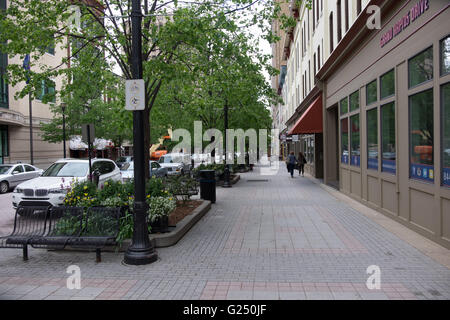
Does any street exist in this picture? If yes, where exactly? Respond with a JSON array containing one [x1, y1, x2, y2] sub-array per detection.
[[0, 164, 449, 300]]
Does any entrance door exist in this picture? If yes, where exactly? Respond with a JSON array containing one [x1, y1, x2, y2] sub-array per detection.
[[326, 105, 340, 189]]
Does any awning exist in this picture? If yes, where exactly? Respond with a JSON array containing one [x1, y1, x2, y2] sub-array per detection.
[[288, 95, 323, 135]]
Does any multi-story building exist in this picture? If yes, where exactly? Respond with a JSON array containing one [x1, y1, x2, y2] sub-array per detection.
[[0, 0, 67, 169], [272, 0, 450, 249], [272, 0, 369, 172]]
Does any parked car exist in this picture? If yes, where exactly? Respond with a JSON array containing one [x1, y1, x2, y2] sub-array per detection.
[[158, 153, 191, 175], [12, 158, 121, 208], [115, 156, 133, 169], [0, 163, 44, 194], [121, 161, 168, 182]]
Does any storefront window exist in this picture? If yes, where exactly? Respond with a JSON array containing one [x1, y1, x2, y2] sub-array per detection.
[[366, 80, 377, 106], [350, 114, 360, 167], [409, 47, 433, 88], [410, 89, 434, 182], [381, 102, 396, 174], [341, 118, 349, 164], [440, 36, 450, 76], [350, 90, 359, 112], [367, 108, 378, 170], [306, 135, 315, 164], [340, 97, 348, 115], [442, 83, 450, 187], [381, 69, 395, 100]]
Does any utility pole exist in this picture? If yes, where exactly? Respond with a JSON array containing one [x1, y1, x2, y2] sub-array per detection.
[[124, 0, 158, 265]]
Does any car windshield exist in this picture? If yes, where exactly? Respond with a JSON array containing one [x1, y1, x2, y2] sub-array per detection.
[[0, 165, 12, 174], [122, 162, 134, 171], [159, 155, 181, 163], [42, 162, 89, 177]]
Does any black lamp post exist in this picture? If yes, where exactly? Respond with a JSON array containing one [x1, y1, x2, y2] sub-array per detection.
[[61, 104, 66, 158], [223, 99, 232, 188], [124, 0, 157, 265]]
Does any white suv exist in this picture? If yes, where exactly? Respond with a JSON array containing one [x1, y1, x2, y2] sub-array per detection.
[[12, 158, 122, 208], [158, 153, 191, 176]]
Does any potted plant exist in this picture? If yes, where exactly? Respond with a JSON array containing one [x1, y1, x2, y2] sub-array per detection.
[[147, 196, 176, 233]]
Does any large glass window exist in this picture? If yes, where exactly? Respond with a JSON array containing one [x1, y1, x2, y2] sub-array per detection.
[[350, 90, 359, 112], [410, 89, 434, 182], [350, 114, 360, 167], [340, 97, 348, 115], [367, 108, 378, 170], [442, 83, 450, 187], [37, 79, 55, 103], [381, 102, 396, 174], [381, 69, 395, 99], [366, 80, 377, 106], [441, 36, 450, 76], [409, 47, 433, 88], [341, 118, 349, 164]]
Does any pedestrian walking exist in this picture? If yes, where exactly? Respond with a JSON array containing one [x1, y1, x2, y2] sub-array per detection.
[[298, 152, 306, 176], [287, 152, 297, 178]]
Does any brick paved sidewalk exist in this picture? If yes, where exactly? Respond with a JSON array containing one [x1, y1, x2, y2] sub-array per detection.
[[0, 164, 449, 300]]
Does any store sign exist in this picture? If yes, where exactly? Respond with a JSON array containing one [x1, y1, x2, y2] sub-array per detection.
[[380, 0, 430, 48], [368, 158, 378, 170], [351, 155, 361, 167], [382, 159, 396, 174], [410, 163, 434, 182]]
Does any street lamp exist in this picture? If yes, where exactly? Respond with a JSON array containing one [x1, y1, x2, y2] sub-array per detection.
[[223, 99, 232, 188], [124, 0, 157, 265], [61, 104, 67, 158]]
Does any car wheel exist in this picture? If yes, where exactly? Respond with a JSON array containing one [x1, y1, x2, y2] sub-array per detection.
[[0, 181, 9, 194]]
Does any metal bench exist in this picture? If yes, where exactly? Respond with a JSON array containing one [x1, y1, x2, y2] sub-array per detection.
[[1, 206, 122, 263]]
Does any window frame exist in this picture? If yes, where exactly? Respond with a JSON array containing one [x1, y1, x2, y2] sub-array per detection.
[[367, 107, 379, 171], [366, 79, 378, 106], [380, 101, 396, 175], [350, 113, 361, 167], [349, 89, 360, 112], [408, 88, 435, 183], [380, 68, 396, 100], [441, 81, 450, 188], [408, 46, 434, 90], [440, 35, 450, 77]]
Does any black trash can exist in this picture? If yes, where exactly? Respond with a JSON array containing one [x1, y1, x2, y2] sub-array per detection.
[[199, 170, 216, 203]]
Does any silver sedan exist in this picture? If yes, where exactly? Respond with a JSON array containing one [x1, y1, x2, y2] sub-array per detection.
[[0, 164, 44, 194], [121, 161, 168, 183]]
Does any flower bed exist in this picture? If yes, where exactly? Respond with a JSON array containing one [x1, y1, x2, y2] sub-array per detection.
[[62, 177, 196, 244]]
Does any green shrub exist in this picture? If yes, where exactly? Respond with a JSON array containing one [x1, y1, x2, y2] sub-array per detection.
[[147, 196, 176, 223], [64, 180, 99, 207]]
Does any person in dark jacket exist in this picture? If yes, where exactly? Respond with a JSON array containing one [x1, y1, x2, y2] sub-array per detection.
[[287, 152, 297, 178], [298, 152, 306, 177]]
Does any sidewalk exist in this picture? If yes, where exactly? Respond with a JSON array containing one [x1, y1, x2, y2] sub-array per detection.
[[0, 164, 449, 300]]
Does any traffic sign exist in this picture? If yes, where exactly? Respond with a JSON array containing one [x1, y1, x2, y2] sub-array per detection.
[[125, 79, 145, 111]]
